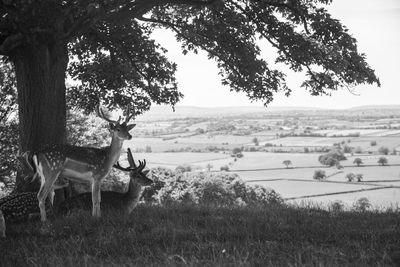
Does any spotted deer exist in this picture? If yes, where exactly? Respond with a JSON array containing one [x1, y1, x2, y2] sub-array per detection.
[[58, 148, 153, 215], [0, 192, 53, 238], [26, 105, 135, 224]]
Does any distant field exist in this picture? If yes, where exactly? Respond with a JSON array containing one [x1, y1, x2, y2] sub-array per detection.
[[288, 188, 400, 209], [230, 152, 321, 169], [250, 179, 376, 199], [123, 152, 230, 169]]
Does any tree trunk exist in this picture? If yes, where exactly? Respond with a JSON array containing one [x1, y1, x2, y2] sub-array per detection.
[[11, 41, 68, 192]]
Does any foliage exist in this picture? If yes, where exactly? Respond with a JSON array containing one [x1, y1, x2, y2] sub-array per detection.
[[346, 173, 355, 182], [353, 158, 363, 166], [220, 165, 230, 172], [175, 164, 192, 173], [378, 146, 389, 155], [353, 197, 371, 212], [0, 59, 18, 189], [252, 137, 259, 146], [0, 0, 380, 113], [370, 140, 377, 146], [66, 109, 110, 147], [329, 200, 345, 213], [356, 173, 363, 182], [313, 170, 326, 180], [142, 168, 283, 207], [282, 160, 292, 168], [377, 157, 388, 166], [318, 149, 346, 166], [342, 145, 352, 153]]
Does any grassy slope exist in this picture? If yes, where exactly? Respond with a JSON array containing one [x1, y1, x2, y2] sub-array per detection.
[[1, 205, 400, 266]]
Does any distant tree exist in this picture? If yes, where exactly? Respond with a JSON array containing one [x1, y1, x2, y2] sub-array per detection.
[[342, 145, 352, 154], [346, 173, 355, 182], [145, 146, 152, 153], [175, 165, 192, 173], [313, 170, 326, 181], [206, 164, 213, 172], [356, 174, 363, 182], [304, 147, 310, 153], [378, 146, 390, 155], [353, 197, 371, 212], [319, 150, 346, 167], [329, 201, 345, 213], [252, 137, 259, 146], [377, 157, 388, 166], [370, 140, 377, 146], [282, 160, 292, 169], [353, 158, 363, 167], [220, 165, 230, 172], [354, 147, 363, 154], [232, 147, 243, 155]]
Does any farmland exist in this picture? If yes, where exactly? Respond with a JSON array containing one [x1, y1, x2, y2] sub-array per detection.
[[120, 105, 400, 210]]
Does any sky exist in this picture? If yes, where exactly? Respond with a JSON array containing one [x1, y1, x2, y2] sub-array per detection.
[[152, 0, 400, 109]]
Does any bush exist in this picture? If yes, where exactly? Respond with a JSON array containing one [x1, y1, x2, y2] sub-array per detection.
[[329, 200, 345, 213], [220, 165, 230, 172], [353, 158, 363, 166], [353, 197, 371, 212], [356, 173, 363, 182], [370, 140, 377, 146], [141, 169, 283, 207], [318, 150, 346, 166], [378, 146, 389, 155], [346, 173, 355, 182], [377, 157, 388, 166], [175, 165, 192, 173], [313, 170, 326, 180]]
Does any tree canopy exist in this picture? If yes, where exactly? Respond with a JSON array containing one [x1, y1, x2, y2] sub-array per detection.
[[0, 0, 380, 114]]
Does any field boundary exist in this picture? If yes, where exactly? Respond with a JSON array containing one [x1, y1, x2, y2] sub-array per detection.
[[284, 186, 398, 200]]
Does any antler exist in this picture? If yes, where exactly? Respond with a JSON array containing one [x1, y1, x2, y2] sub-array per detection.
[[113, 161, 132, 172], [126, 148, 146, 172], [96, 105, 120, 124]]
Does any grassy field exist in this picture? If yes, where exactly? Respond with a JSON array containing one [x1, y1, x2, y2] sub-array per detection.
[[1, 204, 400, 266]]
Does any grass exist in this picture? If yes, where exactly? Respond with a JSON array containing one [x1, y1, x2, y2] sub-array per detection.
[[1, 204, 400, 266]]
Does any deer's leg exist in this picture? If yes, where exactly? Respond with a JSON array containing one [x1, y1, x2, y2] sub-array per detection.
[[37, 162, 60, 223], [92, 179, 102, 218], [0, 210, 5, 238]]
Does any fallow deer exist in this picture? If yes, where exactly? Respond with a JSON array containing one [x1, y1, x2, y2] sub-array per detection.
[[58, 148, 153, 215], [28, 105, 135, 224]]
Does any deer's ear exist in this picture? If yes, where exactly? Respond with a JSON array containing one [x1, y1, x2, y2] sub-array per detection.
[[127, 124, 136, 131], [143, 170, 150, 175]]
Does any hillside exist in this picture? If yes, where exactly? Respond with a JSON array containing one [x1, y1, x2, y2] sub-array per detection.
[[1, 204, 400, 266]]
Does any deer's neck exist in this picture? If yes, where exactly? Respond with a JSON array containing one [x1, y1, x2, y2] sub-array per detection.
[[105, 135, 124, 170], [123, 180, 142, 214]]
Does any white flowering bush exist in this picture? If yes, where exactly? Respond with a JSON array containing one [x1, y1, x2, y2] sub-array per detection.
[[141, 168, 283, 207]]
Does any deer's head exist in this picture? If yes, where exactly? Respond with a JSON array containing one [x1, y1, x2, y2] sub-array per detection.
[[97, 105, 136, 140], [114, 148, 153, 186]]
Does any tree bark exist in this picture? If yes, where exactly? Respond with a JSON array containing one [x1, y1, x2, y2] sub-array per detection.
[[11, 41, 68, 192]]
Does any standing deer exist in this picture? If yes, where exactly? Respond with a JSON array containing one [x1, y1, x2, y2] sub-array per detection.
[[28, 105, 135, 224], [58, 148, 153, 215]]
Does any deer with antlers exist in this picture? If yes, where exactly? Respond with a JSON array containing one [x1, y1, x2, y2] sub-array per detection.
[[26, 105, 135, 225], [58, 148, 153, 215]]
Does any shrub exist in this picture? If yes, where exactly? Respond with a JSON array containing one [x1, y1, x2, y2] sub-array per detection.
[[356, 173, 363, 182], [377, 157, 388, 166], [370, 140, 377, 146], [318, 149, 346, 166], [220, 165, 230, 172], [282, 160, 292, 168], [346, 173, 355, 182], [354, 147, 363, 154], [378, 146, 389, 155], [313, 170, 326, 180], [329, 200, 345, 213], [353, 197, 371, 212], [141, 169, 283, 207], [175, 165, 192, 173], [353, 158, 363, 166]]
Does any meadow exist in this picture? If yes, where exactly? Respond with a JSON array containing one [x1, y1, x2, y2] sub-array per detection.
[[1, 204, 400, 266]]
